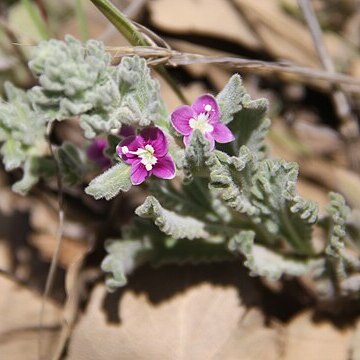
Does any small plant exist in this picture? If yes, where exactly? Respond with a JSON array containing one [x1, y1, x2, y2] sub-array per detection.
[[1, 35, 360, 299]]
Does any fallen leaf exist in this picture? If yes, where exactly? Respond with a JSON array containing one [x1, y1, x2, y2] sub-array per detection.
[[67, 283, 281, 360], [149, 0, 261, 50], [350, 318, 360, 360], [300, 159, 360, 209], [283, 311, 353, 360], [0, 274, 62, 360], [30, 233, 88, 269]]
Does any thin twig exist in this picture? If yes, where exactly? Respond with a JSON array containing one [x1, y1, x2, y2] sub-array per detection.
[[38, 121, 64, 360], [297, 0, 360, 170], [107, 45, 360, 92]]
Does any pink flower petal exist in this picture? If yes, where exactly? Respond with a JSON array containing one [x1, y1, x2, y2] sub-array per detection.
[[152, 154, 176, 180], [183, 135, 191, 147], [211, 123, 235, 143], [116, 135, 143, 164], [192, 94, 220, 123], [139, 127, 168, 157], [130, 160, 149, 185], [171, 105, 194, 135]]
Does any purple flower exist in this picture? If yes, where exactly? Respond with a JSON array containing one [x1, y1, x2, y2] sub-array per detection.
[[171, 94, 234, 149], [119, 124, 136, 138], [116, 127, 176, 185], [87, 138, 111, 170]]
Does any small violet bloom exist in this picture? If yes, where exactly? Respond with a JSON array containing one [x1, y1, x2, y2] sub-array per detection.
[[116, 127, 176, 185], [171, 94, 234, 149], [87, 138, 111, 170], [119, 124, 136, 138]]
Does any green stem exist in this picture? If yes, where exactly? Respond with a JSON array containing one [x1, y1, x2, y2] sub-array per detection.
[[90, 0, 188, 104], [22, 0, 50, 40], [75, 0, 90, 41]]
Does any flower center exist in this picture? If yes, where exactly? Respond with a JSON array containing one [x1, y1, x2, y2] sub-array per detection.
[[121, 144, 158, 171], [189, 113, 214, 134]]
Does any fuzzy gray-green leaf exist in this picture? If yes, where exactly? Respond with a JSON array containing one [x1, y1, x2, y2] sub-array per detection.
[[229, 231, 323, 280], [325, 192, 360, 282], [11, 158, 39, 195], [0, 83, 47, 194], [209, 146, 317, 254], [85, 162, 131, 200], [182, 130, 212, 181], [135, 196, 210, 240], [80, 55, 164, 138], [28, 35, 116, 123], [217, 74, 245, 125], [101, 239, 152, 291], [217, 74, 270, 156]]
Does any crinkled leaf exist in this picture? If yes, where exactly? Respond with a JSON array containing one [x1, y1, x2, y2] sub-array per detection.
[[80, 56, 163, 138], [209, 146, 318, 254], [101, 239, 152, 292], [217, 74, 245, 125], [102, 219, 234, 290], [0, 83, 47, 194], [115, 56, 162, 126], [182, 130, 212, 181], [1, 138, 26, 171], [135, 196, 210, 240], [216, 74, 270, 157], [11, 158, 39, 195], [229, 231, 323, 280], [85, 162, 131, 200], [324, 192, 360, 283], [28, 35, 116, 123]]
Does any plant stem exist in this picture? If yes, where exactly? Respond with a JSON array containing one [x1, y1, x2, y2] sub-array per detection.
[[75, 0, 90, 41], [21, 0, 50, 40], [90, 0, 188, 104]]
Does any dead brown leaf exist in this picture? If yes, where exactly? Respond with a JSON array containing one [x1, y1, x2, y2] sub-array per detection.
[[66, 283, 281, 360], [300, 159, 360, 209], [149, 0, 261, 50], [29, 198, 89, 269], [350, 318, 360, 360], [283, 311, 353, 360], [0, 274, 62, 360]]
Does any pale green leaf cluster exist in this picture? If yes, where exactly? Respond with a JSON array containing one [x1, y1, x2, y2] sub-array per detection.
[[81, 55, 163, 138], [27, 35, 164, 139], [209, 146, 318, 255], [103, 75, 326, 291], [0, 36, 167, 196], [0, 82, 47, 194], [28, 35, 116, 124], [1, 36, 359, 298]]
